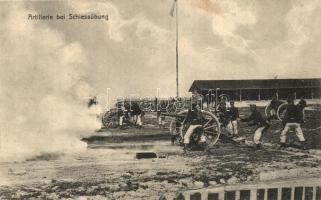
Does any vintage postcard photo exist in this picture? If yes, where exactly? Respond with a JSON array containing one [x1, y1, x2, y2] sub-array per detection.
[[0, 0, 321, 199]]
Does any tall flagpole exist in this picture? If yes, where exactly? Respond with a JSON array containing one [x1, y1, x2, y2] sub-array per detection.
[[175, 0, 179, 98]]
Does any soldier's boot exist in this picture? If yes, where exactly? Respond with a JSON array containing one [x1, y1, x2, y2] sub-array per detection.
[[254, 143, 262, 150], [279, 142, 287, 150], [300, 141, 308, 150], [183, 144, 191, 152]]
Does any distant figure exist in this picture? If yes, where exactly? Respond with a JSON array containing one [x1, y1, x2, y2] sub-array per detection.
[[217, 101, 229, 129], [227, 101, 239, 136], [269, 96, 278, 120], [118, 105, 128, 129], [297, 96, 307, 123], [131, 102, 143, 128], [191, 89, 204, 109], [88, 96, 97, 108], [241, 104, 270, 149], [157, 110, 165, 129], [280, 98, 307, 149]]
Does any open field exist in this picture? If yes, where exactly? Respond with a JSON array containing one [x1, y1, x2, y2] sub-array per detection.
[[0, 106, 320, 199]]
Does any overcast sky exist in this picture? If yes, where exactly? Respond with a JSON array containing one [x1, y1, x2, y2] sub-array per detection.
[[1, 0, 321, 100]]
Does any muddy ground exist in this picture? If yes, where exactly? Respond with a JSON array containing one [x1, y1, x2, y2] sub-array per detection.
[[0, 107, 321, 200]]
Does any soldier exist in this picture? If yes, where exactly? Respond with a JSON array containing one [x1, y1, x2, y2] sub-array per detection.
[[241, 104, 270, 149], [118, 104, 128, 129], [217, 101, 230, 131], [157, 110, 166, 129], [269, 96, 278, 120], [183, 103, 205, 151], [280, 98, 307, 149], [227, 101, 239, 136], [297, 96, 307, 123], [87, 96, 97, 108], [131, 102, 143, 128]]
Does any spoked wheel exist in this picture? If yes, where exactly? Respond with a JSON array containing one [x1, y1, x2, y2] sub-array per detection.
[[202, 111, 221, 148], [102, 110, 119, 128], [264, 100, 286, 119], [169, 110, 221, 148], [166, 103, 177, 113], [277, 102, 288, 121], [139, 101, 156, 112], [219, 94, 230, 103]]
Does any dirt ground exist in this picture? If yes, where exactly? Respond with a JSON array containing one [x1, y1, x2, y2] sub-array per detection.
[[0, 107, 321, 200]]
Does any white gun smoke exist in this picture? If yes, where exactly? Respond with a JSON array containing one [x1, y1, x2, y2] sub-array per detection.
[[0, 4, 101, 161]]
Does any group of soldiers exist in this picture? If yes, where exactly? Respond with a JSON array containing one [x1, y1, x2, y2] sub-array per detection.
[[114, 95, 308, 150], [118, 102, 144, 129], [183, 96, 308, 150]]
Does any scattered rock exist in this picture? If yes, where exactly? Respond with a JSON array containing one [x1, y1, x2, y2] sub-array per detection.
[[193, 181, 204, 189], [119, 182, 129, 191], [179, 179, 193, 188], [51, 186, 59, 191], [227, 176, 238, 184], [47, 193, 59, 199], [109, 184, 120, 192], [76, 186, 86, 195], [122, 172, 132, 179], [219, 178, 226, 184], [247, 175, 254, 181], [209, 181, 217, 186]]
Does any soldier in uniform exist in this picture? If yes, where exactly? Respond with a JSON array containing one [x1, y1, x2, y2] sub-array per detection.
[[241, 104, 270, 149], [183, 103, 205, 151], [280, 98, 307, 149], [118, 104, 129, 129], [227, 101, 239, 136], [131, 102, 143, 128], [297, 96, 307, 123], [269, 96, 278, 120]]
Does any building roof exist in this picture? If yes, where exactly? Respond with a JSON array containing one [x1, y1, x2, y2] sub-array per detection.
[[189, 78, 321, 92]]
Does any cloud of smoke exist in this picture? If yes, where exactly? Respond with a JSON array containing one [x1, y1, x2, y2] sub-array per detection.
[[0, 4, 101, 161]]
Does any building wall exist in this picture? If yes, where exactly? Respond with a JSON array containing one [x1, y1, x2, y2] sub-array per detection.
[[200, 87, 321, 101]]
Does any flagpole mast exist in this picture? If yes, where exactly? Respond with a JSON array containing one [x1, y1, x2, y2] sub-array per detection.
[[175, 0, 179, 98]]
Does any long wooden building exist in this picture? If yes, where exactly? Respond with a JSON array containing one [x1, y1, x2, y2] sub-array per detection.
[[189, 78, 321, 101]]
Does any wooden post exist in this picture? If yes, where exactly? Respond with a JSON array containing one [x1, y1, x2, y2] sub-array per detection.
[[312, 186, 316, 200], [277, 188, 282, 200], [250, 189, 257, 200], [291, 187, 295, 200], [235, 190, 240, 200], [258, 89, 261, 101], [264, 189, 267, 200], [239, 89, 242, 101]]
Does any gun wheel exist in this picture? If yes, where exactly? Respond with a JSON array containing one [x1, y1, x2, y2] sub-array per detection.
[[169, 110, 221, 148], [277, 102, 288, 121], [102, 110, 119, 128]]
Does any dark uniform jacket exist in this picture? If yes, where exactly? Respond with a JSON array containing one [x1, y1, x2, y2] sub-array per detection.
[[241, 110, 269, 127], [217, 106, 230, 127], [131, 102, 142, 115], [283, 105, 302, 123], [297, 99, 307, 111], [185, 109, 204, 125], [270, 98, 279, 110], [229, 107, 239, 121]]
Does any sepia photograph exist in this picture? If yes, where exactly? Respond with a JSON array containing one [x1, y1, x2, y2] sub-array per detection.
[[0, 0, 321, 199]]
